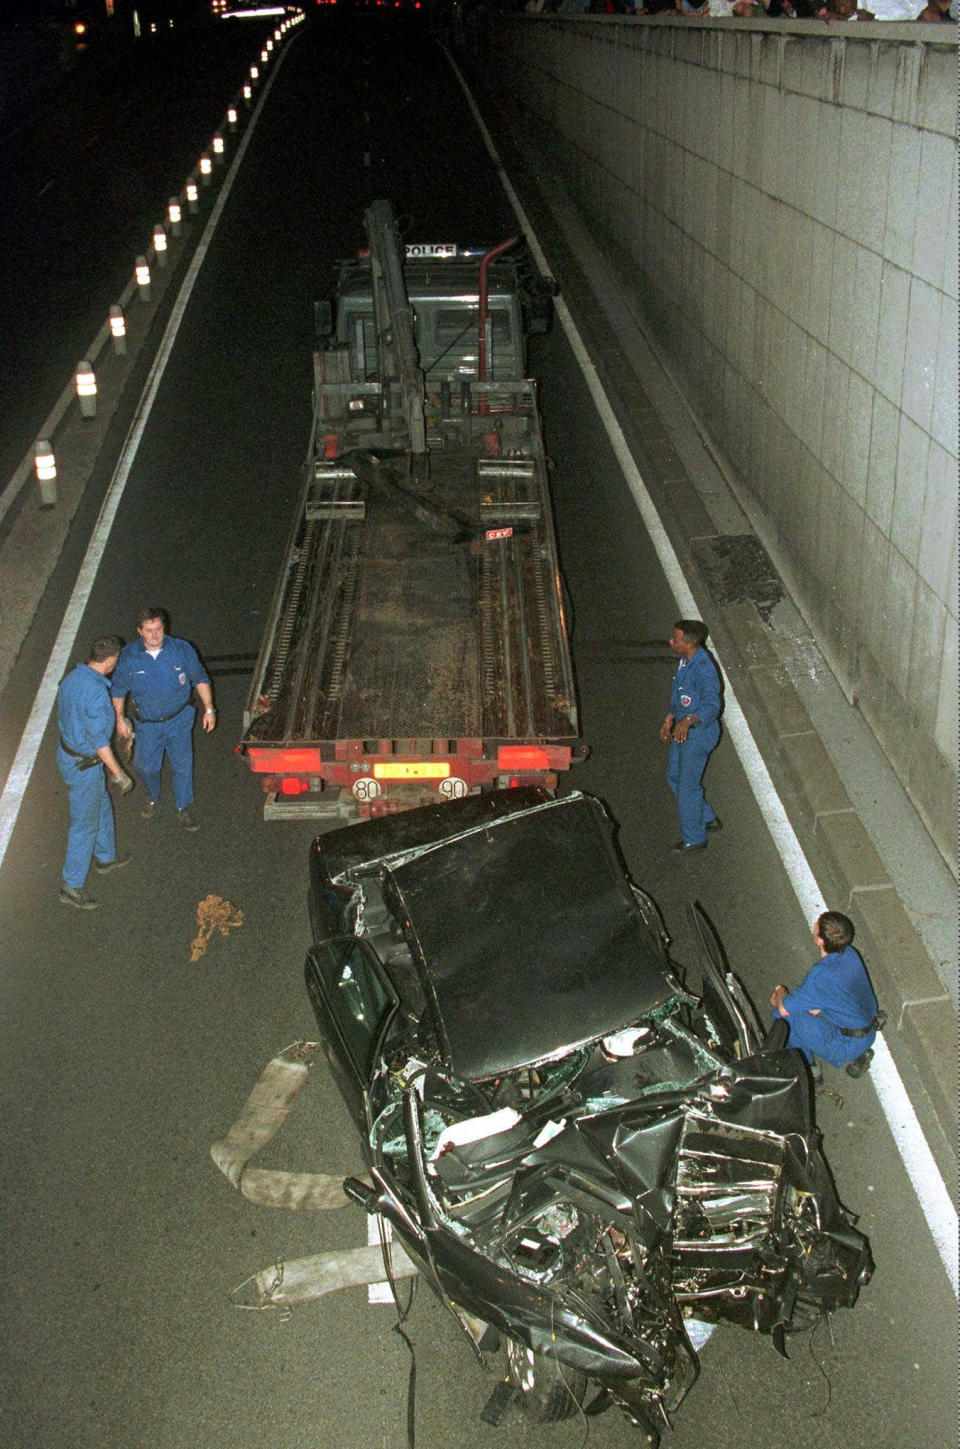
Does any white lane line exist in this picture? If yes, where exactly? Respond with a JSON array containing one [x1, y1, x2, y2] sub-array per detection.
[[367, 1208, 394, 1304], [448, 51, 959, 1295], [0, 49, 293, 871]]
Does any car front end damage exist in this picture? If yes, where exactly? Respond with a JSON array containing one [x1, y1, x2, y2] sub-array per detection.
[[343, 991, 871, 1438]]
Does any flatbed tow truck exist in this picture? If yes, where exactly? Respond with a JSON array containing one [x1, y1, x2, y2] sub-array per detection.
[[239, 200, 579, 819]]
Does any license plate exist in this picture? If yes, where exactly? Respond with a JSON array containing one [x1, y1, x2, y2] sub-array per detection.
[[373, 762, 451, 780]]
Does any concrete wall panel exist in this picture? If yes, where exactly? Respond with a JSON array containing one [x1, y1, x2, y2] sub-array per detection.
[[932, 292, 959, 457], [909, 576, 948, 731], [875, 260, 911, 406], [866, 392, 899, 534], [914, 131, 954, 289], [800, 336, 828, 458], [920, 443, 958, 605], [935, 600, 958, 760], [902, 275, 942, 433], [851, 244, 882, 380], [943, 152, 958, 300], [883, 125, 923, 274], [806, 220, 835, 346], [859, 518, 892, 649], [892, 414, 929, 567], [843, 374, 873, 509]]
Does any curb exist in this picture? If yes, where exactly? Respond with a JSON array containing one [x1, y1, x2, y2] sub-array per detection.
[[716, 599, 957, 1151]]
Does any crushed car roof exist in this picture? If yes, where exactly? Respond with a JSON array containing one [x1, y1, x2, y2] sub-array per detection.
[[381, 793, 675, 1080]]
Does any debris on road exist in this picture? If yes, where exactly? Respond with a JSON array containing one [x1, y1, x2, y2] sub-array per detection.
[[211, 1040, 351, 1210], [229, 1244, 417, 1311], [190, 893, 243, 962]]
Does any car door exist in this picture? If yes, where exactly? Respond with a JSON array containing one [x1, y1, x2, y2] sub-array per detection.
[[305, 936, 398, 1136], [689, 901, 764, 1058]]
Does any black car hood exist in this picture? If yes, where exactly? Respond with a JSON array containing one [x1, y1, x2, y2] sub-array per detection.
[[384, 794, 674, 1080]]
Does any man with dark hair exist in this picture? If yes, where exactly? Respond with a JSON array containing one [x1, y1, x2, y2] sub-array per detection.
[[770, 912, 880, 1080], [111, 608, 215, 831], [56, 635, 134, 910], [659, 620, 722, 852]]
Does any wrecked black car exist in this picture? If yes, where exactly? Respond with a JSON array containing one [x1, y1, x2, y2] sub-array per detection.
[[305, 788, 872, 1442]]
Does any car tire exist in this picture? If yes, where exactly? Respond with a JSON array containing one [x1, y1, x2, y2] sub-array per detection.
[[505, 1339, 587, 1422]]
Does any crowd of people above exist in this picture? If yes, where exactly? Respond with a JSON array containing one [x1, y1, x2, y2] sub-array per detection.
[[535, 0, 956, 20]]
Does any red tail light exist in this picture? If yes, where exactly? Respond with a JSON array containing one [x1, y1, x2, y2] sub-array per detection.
[[247, 748, 322, 773], [280, 777, 310, 796], [497, 745, 550, 771]]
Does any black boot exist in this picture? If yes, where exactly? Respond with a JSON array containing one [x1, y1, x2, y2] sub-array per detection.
[[845, 1048, 874, 1079]]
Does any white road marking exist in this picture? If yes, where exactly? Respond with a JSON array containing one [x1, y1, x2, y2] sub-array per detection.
[[0, 46, 295, 870], [367, 1209, 395, 1304], [448, 51, 959, 1295]]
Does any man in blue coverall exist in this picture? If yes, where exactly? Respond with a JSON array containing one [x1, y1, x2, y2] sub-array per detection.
[[659, 620, 722, 852], [57, 635, 134, 910], [770, 911, 879, 1081], [111, 607, 216, 831]]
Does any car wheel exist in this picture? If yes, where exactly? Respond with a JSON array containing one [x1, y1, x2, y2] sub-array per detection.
[[505, 1339, 587, 1422]]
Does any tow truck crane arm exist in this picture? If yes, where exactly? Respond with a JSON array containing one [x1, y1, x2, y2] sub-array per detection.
[[364, 200, 426, 458]]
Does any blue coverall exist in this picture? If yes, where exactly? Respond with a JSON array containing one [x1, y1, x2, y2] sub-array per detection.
[[666, 648, 721, 846], [111, 637, 210, 810], [56, 663, 117, 889], [775, 946, 878, 1068]]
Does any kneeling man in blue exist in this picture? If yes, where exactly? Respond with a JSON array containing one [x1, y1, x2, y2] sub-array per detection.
[[111, 607, 216, 831], [57, 635, 134, 910], [770, 911, 879, 1077], [659, 619, 722, 853]]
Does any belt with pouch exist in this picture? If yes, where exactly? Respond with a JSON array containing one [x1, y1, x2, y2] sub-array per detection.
[[59, 737, 100, 770], [839, 1009, 886, 1039], [132, 698, 191, 724]]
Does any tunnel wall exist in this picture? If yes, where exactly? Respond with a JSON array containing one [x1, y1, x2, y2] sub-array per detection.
[[474, 16, 957, 864]]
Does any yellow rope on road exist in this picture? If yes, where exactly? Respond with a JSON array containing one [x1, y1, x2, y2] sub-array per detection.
[[190, 893, 244, 962]]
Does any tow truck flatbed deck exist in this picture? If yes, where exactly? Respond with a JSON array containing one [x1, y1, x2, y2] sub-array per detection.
[[242, 404, 576, 748]]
